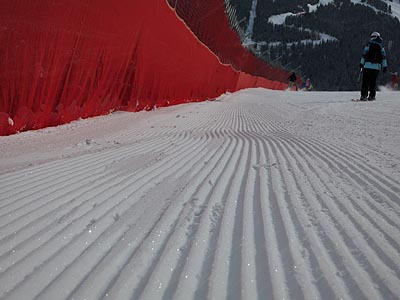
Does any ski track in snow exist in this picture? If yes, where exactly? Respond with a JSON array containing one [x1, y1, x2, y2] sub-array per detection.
[[0, 89, 400, 300]]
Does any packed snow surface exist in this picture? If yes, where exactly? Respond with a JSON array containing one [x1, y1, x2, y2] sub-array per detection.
[[1, 89, 400, 300]]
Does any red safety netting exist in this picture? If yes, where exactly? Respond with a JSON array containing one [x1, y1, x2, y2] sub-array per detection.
[[0, 0, 289, 136], [168, 0, 290, 82]]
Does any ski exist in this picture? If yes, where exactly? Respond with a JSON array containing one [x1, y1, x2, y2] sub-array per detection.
[[351, 98, 375, 102]]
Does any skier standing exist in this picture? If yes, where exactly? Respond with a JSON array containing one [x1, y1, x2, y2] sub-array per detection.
[[287, 72, 298, 91], [359, 32, 388, 101]]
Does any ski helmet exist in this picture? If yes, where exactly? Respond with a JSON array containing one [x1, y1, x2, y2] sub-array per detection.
[[371, 32, 381, 39]]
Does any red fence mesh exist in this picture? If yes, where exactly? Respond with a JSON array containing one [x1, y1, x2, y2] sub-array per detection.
[[168, 0, 289, 82], [0, 0, 289, 136]]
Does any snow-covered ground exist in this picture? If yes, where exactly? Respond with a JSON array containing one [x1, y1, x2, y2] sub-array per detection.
[[1, 89, 400, 300]]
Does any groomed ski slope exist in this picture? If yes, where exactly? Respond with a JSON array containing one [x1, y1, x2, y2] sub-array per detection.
[[0, 89, 400, 300]]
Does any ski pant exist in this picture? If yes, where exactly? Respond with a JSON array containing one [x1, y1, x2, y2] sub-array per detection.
[[361, 68, 379, 98]]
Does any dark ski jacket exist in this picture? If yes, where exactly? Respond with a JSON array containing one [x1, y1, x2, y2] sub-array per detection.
[[288, 73, 296, 82], [360, 37, 388, 71]]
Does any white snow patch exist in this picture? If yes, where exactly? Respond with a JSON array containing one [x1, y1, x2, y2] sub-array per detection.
[[268, 12, 296, 25]]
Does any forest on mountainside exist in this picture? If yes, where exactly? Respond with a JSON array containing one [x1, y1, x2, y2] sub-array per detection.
[[228, 0, 400, 90]]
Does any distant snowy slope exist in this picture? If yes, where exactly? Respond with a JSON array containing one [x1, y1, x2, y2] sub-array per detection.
[[389, 0, 400, 20], [267, 12, 337, 45], [270, 0, 400, 24]]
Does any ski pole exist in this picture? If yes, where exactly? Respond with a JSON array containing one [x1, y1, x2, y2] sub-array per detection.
[[357, 68, 363, 83]]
